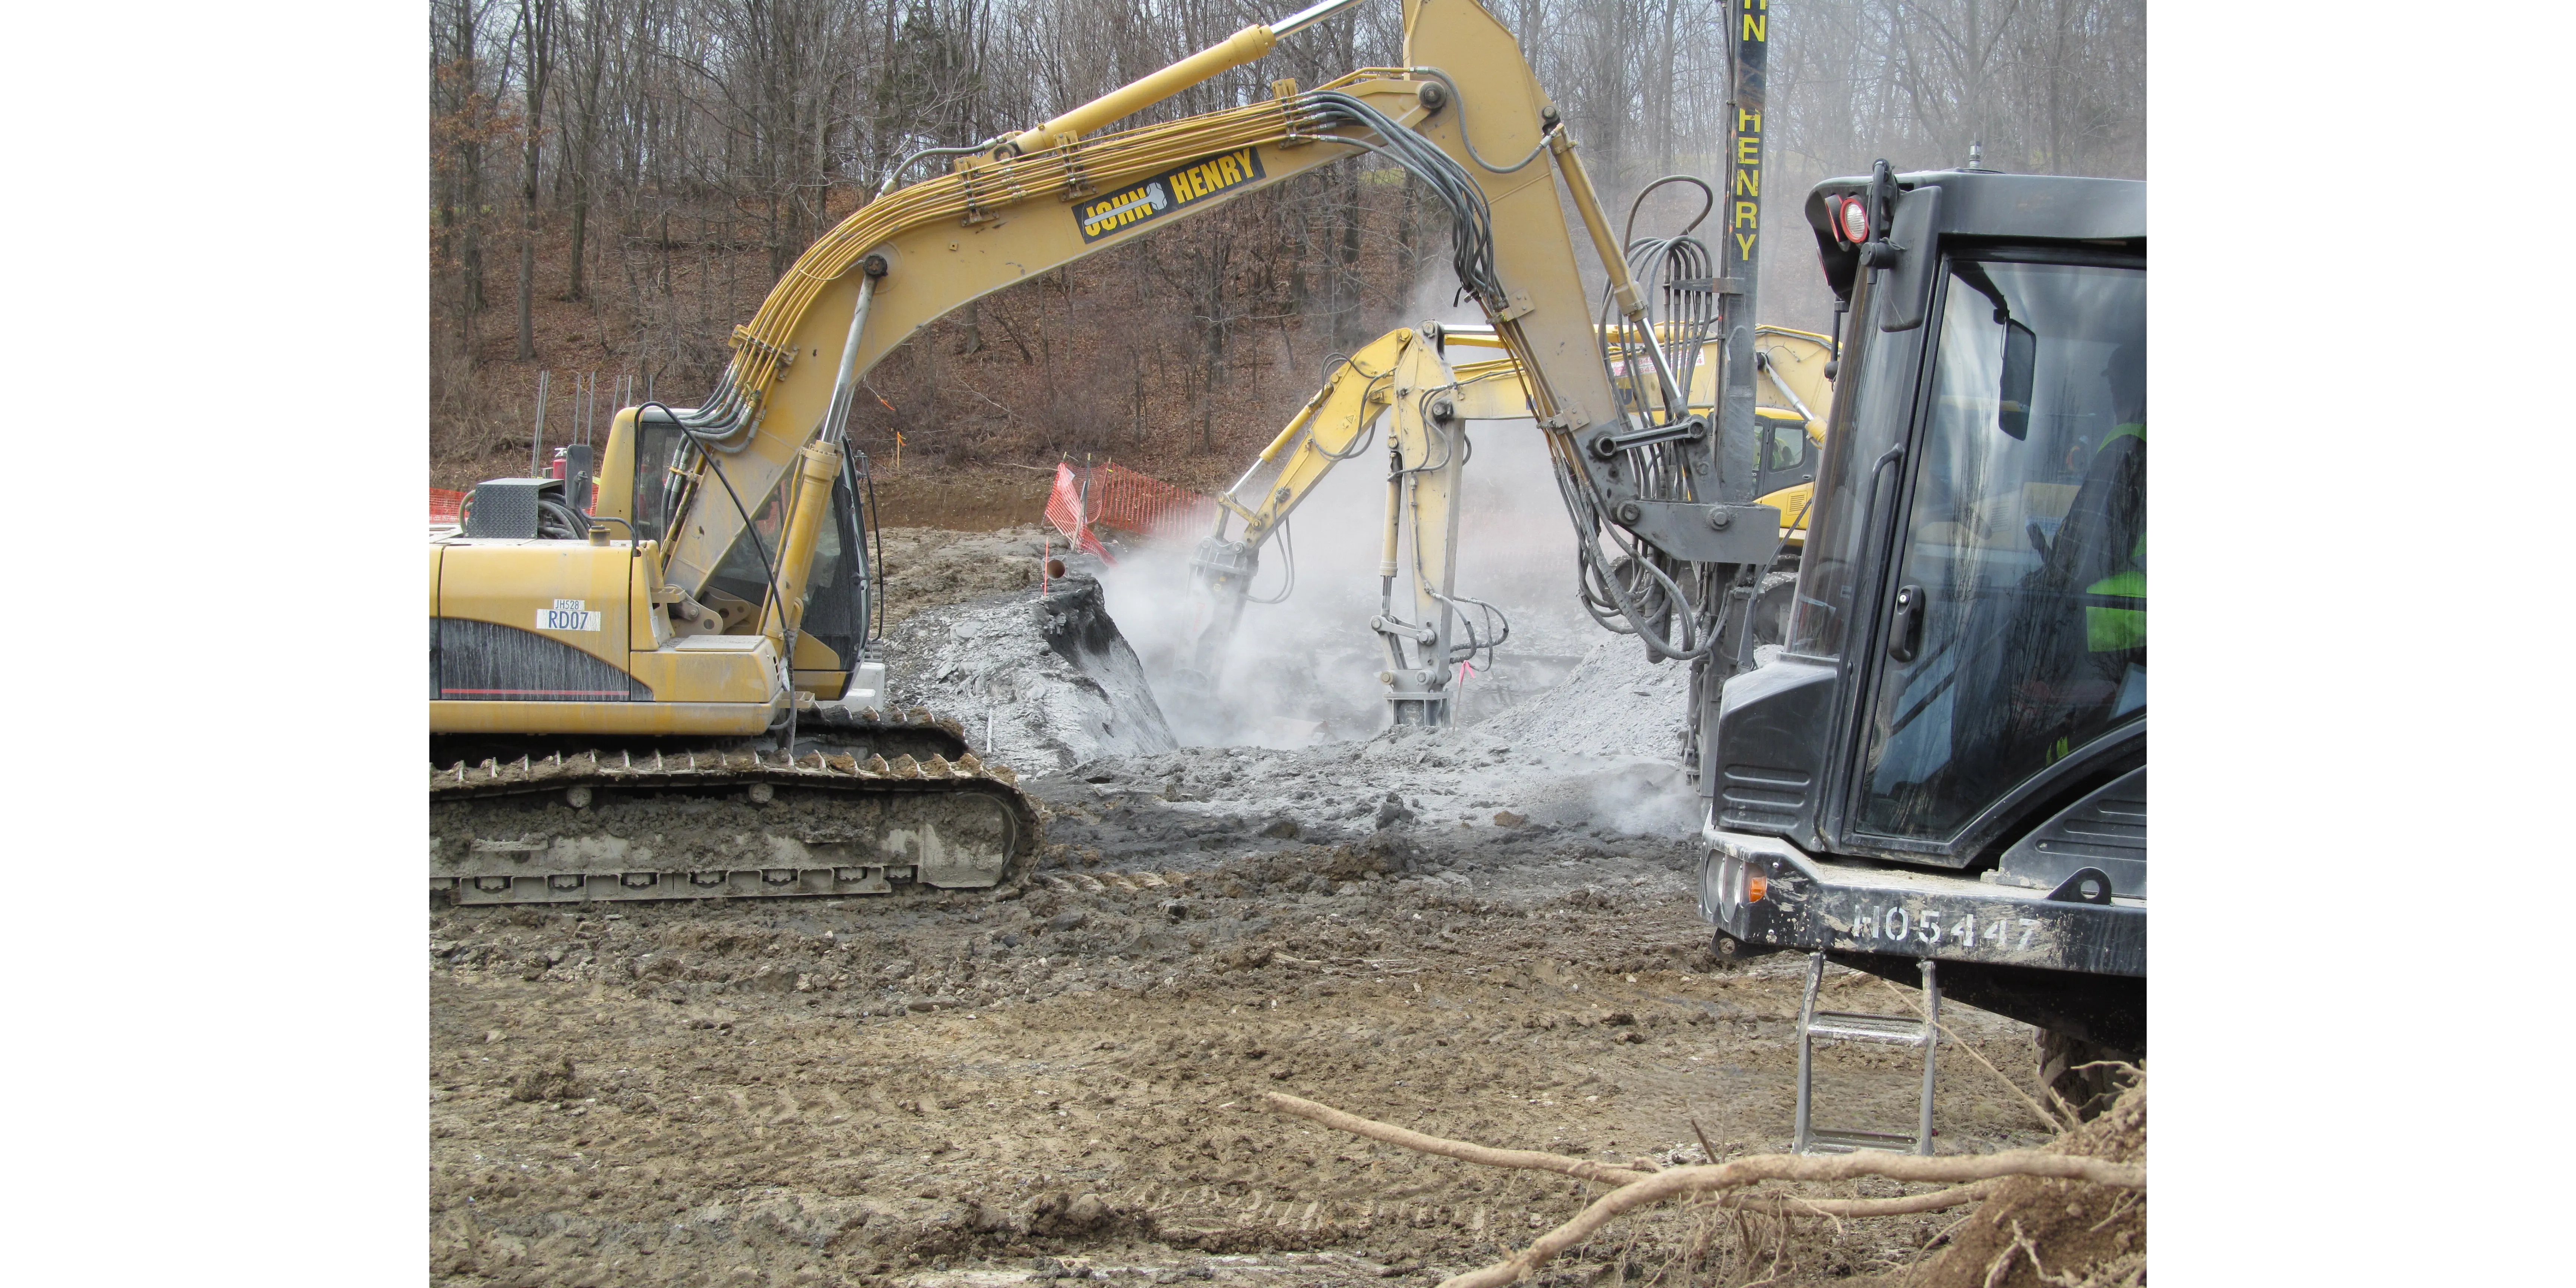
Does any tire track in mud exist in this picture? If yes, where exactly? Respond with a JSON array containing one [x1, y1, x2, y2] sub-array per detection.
[[432, 845, 2051, 1287], [429, 528, 2070, 1288]]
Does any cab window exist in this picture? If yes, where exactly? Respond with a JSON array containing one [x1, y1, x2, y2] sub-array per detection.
[[1853, 258, 2146, 843]]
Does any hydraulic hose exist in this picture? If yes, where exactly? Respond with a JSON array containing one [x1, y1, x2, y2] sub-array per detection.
[[1406, 68, 1550, 175], [1244, 515, 1299, 606], [1293, 89, 1506, 312]]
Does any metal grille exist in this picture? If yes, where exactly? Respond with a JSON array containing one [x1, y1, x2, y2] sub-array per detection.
[[463, 479, 546, 539]]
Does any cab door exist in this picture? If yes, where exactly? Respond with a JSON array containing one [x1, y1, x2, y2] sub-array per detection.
[[1842, 253, 2146, 859]]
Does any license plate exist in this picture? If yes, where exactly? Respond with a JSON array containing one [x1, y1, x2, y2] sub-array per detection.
[[536, 608, 602, 632]]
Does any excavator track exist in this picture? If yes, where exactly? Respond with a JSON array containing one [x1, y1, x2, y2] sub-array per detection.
[[430, 710, 1041, 907]]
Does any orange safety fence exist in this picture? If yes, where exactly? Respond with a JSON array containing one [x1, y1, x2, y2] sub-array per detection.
[[1044, 462, 1218, 564]]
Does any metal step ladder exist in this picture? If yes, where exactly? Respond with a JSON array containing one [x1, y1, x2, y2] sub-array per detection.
[[1791, 951, 1938, 1155]]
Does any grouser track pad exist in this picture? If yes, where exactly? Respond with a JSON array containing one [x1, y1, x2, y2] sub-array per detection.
[[430, 750, 1040, 905]]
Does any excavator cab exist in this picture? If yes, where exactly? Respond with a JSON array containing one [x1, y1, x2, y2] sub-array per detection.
[[1699, 167, 2146, 1057], [608, 408, 878, 700], [1751, 407, 1821, 542]]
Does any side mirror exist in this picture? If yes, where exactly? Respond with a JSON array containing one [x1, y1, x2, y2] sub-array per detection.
[[1998, 319, 2036, 439]]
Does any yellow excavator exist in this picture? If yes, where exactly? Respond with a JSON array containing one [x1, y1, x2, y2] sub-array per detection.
[[1181, 320, 1835, 724], [431, 0, 1800, 901]]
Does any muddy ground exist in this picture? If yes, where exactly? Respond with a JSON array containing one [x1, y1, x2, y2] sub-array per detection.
[[867, 473, 1059, 534], [430, 530, 2114, 1288], [872, 524, 1059, 629]]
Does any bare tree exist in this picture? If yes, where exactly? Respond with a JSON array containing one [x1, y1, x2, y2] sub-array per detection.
[[514, 0, 559, 360], [429, 0, 2145, 471]]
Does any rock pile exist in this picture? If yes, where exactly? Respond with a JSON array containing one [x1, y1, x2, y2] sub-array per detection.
[[883, 574, 1176, 773]]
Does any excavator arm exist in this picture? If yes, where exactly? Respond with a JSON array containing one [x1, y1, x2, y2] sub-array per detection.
[[1180, 327, 1421, 688], [1181, 323, 1837, 723], [1203, 328, 1422, 565], [604, 0, 1777, 640], [1370, 333, 1484, 723]]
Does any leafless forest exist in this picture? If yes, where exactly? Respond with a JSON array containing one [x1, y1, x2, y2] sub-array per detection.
[[427, 0, 2143, 490]]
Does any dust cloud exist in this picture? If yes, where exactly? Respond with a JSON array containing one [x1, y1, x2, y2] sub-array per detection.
[[1094, 405, 1608, 748], [1079, 378, 1706, 842], [1052, 274, 1702, 844]]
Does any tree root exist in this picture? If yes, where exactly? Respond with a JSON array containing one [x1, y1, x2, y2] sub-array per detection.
[[1262, 1092, 1652, 1187], [1732, 1180, 1997, 1219], [1255, 1092, 2144, 1288]]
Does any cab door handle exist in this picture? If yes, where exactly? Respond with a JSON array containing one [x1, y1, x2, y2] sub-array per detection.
[[1888, 584, 1926, 662]]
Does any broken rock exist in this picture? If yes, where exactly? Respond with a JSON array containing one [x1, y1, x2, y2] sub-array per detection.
[[509, 1055, 580, 1103], [1373, 794, 1416, 829]]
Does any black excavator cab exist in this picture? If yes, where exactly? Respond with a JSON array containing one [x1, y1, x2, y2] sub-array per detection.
[[1697, 166, 2146, 1057]]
